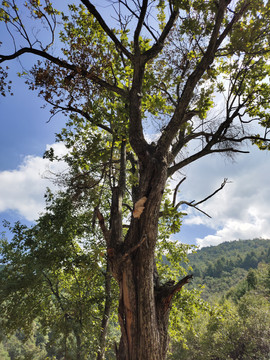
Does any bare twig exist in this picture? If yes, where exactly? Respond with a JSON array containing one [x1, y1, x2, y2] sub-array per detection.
[[175, 178, 231, 218], [172, 177, 186, 207]]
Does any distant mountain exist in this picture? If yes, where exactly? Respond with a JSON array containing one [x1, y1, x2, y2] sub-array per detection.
[[187, 238, 270, 299]]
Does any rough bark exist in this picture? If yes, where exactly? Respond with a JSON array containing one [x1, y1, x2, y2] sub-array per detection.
[[96, 262, 112, 360], [103, 157, 191, 360], [73, 324, 83, 360]]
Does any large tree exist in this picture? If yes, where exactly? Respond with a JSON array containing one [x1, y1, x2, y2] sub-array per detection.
[[1, 0, 270, 359]]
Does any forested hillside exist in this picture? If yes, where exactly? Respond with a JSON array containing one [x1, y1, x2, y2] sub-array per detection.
[[166, 239, 270, 359], [188, 238, 270, 299], [170, 264, 270, 359], [1, 239, 269, 359]]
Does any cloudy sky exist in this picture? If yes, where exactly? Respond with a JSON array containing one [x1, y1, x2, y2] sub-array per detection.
[[176, 147, 270, 247], [1, 5, 270, 248]]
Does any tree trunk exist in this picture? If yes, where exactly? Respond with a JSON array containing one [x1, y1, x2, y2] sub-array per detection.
[[116, 248, 168, 360], [109, 160, 177, 359], [96, 262, 112, 360], [74, 328, 82, 360], [97, 155, 192, 360], [115, 247, 192, 360]]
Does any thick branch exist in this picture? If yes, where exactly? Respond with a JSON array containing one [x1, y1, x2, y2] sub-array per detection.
[[170, 274, 193, 296], [80, 0, 133, 60], [42, 271, 66, 313], [157, 275, 193, 310], [216, 0, 250, 49], [119, 139, 127, 197], [134, 0, 148, 55], [96, 261, 112, 360], [128, 66, 148, 159], [195, 178, 229, 206], [128, 4, 179, 159], [0, 47, 128, 98], [143, 5, 179, 61], [96, 208, 111, 246], [170, 111, 201, 160], [168, 146, 249, 177], [109, 139, 127, 246], [222, 135, 270, 144], [173, 177, 186, 207]]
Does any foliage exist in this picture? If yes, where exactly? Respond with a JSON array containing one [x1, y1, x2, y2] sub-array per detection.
[[0, 191, 119, 359], [2, 239, 270, 359], [170, 261, 270, 360]]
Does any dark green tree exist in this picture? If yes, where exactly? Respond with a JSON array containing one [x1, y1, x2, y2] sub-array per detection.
[[246, 269, 257, 290]]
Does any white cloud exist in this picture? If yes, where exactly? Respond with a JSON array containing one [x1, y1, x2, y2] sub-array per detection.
[[179, 146, 270, 247], [0, 143, 67, 221]]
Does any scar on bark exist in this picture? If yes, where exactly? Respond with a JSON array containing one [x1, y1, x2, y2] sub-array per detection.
[[133, 196, 147, 218]]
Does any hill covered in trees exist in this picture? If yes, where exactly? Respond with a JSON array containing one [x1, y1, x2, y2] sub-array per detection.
[[187, 238, 270, 299], [171, 256, 270, 360]]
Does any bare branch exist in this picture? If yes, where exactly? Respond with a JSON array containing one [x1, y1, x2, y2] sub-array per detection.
[[175, 178, 231, 218], [168, 146, 249, 177], [119, 0, 158, 41], [44, 99, 113, 134], [172, 177, 186, 207], [194, 178, 230, 206], [12, 1, 32, 47], [157, 0, 234, 155]]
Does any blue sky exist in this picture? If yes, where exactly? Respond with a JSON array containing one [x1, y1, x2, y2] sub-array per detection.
[[1, 2, 270, 247]]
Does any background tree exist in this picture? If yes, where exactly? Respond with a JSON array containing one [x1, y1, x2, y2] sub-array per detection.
[[0, 192, 118, 360], [1, 1, 270, 359], [171, 262, 270, 360]]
